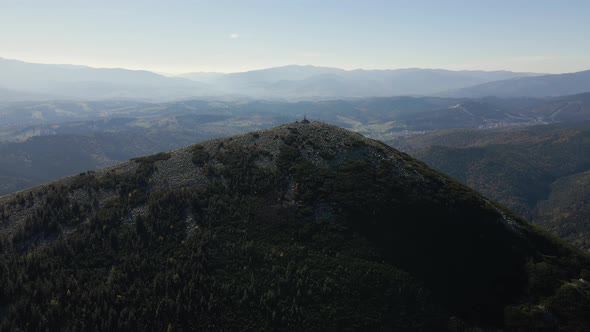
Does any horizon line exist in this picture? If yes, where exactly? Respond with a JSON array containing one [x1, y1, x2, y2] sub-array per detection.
[[0, 56, 567, 76]]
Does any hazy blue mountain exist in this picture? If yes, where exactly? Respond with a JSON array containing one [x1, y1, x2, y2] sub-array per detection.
[[177, 72, 226, 82], [445, 70, 590, 98], [177, 65, 540, 99], [0, 87, 55, 102], [222, 65, 346, 83], [0, 59, 544, 101], [0, 58, 210, 101]]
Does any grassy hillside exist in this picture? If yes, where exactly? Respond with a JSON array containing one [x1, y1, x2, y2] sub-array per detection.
[[1, 122, 589, 330]]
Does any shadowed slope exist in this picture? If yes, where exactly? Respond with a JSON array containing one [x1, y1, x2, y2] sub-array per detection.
[[0, 122, 588, 330]]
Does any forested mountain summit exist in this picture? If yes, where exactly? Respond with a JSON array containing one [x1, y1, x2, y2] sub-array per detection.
[[1, 121, 589, 330]]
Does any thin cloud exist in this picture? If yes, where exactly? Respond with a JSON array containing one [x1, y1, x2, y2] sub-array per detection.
[[228, 33, 240, 39]]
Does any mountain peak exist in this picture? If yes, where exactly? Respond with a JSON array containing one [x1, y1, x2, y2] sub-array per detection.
[[1, 122, 589, 330]]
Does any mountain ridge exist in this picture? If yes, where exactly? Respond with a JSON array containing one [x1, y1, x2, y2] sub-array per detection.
[[0, 57, 208, 102], [0, 57, 541, 101], [445, 70, 590, 98]]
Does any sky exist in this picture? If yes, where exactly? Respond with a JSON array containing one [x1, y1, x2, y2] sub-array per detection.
[[0, 0, 589, 74]]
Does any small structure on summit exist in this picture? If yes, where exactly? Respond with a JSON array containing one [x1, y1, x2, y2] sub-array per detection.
[[301, 115, 310, 124]]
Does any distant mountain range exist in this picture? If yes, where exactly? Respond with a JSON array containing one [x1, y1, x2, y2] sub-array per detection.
[[445, 70, 590, 98], [2, 56, 590, 102], [179, 65, 540, 99], [0, 57, 548, 101], [0, 58, 208, 101]]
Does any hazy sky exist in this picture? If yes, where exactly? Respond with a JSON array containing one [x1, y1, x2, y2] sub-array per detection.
[[1, 0, 589, 74]]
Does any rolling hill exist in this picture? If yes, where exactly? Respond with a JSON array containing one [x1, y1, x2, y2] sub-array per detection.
[[1, 122, 589, 330], [446, 70, 590, 98]]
